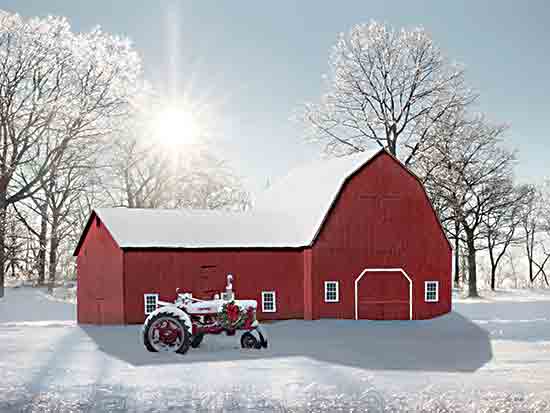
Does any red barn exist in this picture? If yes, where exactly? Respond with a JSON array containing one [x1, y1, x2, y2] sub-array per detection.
[[74, 149, 452, 324]]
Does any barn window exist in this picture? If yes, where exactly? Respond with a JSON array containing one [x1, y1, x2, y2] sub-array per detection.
[[144, 293, 159, 314], [425, 281, 439, 302], [261, 291, 276, 313], [324, 281, 339, 302]]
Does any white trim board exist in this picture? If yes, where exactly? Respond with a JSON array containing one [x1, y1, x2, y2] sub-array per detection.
[[354, 268, 413, 320]]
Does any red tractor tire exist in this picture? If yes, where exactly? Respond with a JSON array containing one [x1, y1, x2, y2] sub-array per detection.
[[143, 310, 192, 354]]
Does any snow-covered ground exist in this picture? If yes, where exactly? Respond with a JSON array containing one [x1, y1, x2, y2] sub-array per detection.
[[1, 288, 550, 412], [454, 287, 550, 303]]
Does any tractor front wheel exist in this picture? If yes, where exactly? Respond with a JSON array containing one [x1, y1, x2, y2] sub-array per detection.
[[241, 332, 262, 349], [190, 333, 204, 348], [143, 311, 191, 354]]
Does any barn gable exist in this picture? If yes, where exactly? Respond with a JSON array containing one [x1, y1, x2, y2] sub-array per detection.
[[309, 152, 452, 320], [310, 150, 451, 250], [74, 211, 122, 256], [76, 210, 125, 324]]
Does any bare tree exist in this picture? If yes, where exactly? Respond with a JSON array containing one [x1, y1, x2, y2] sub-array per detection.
[[419, 111, 515, 297], [102, 99, 251, 212], [107, 139, 251, 211], [3, 205, 28, 280], [521, 184, 550, 286], [482, 184, 534, 290], [499, 249, 520, 289], [11, 193, 47, 284], [45, 148, 91, 291], [107, 131, 174, 208], [0, 16, 72, 296], [302, 21, 475, 164], [416, 109, 467, 289], [0, 12, 142, 296], [172, 150, 251, 211]]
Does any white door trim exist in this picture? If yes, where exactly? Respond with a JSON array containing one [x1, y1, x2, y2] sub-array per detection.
[[354, 268, 413, 320]]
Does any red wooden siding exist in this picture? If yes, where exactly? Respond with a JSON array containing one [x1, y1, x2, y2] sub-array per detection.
[[311, 152, 451, 320], [76, 214, 125, 324], [303, 248, 313, 320], [123, 249, 304, 323]]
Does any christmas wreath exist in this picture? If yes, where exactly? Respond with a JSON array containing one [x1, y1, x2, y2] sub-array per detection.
[[218, 301, 247, 329]]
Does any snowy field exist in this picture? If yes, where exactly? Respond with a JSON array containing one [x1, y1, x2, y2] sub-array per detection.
[[1, 288, 550, 412]]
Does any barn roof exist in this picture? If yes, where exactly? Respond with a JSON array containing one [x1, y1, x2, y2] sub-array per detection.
[[93, 207, 303, 249], [75, 148, 386, 252]]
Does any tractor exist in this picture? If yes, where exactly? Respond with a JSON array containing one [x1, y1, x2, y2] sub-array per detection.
[[142, 274, 268, 354]]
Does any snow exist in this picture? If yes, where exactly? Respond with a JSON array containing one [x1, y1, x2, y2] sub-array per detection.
[[0, 287, 75, 324], [143, 306, 192, 334], [94, 207, 303, 248], [1, 320, 76, 328], [37, 285, 77, 304], [90, 149, 381, 249], [2, 286, 550, 411], [454, 287, 550, 303]]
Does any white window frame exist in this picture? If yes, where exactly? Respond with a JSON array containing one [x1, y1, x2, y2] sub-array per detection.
[[324, 281, 339, 303], [144, 293, 159, 315], [424, 281, 439, 303], [261, 291, 276, 313]]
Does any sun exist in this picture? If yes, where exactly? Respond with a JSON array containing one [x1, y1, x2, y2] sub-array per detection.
[[151, 107, 201, 146]]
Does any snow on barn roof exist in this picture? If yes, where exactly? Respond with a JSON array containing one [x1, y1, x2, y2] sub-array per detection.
[[94, 208, 303, 249], [88, 148, 383, 250]]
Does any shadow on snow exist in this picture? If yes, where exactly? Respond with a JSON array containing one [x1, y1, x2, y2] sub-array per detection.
[[81, 311, 492, 372]]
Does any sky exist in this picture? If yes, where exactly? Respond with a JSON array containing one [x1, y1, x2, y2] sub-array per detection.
[[2, 1, 549, 195]]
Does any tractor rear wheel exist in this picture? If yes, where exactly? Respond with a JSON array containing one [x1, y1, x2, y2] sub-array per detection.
[[143, 311, 191, 354]]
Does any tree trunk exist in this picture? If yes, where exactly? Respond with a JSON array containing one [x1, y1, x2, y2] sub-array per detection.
[[488, 236, 496, 291], [465, 230, 479, 297], [454, 218, 460, 288], [48, 213, 59, 294], [37, 201, 48, 285], [460, 252, 468, 284], [526, 224, 535, 283], [125, 169, 135, 208], [0, 203, 6, 298]]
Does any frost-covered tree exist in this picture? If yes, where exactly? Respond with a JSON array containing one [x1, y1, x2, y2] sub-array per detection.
[[172, 150, 251, 211], [302, 21, 474, 164], [107, 140, 250, 211], [416, 108, 467, 288], [482, 183, 534, 290], [521, 183, 550, 286], [103, 106, 250, 212], [418, 111, 515, 297], [2, 205, 29, 280], [0, 12, 142, 296], [106, 124, 174, 209]]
